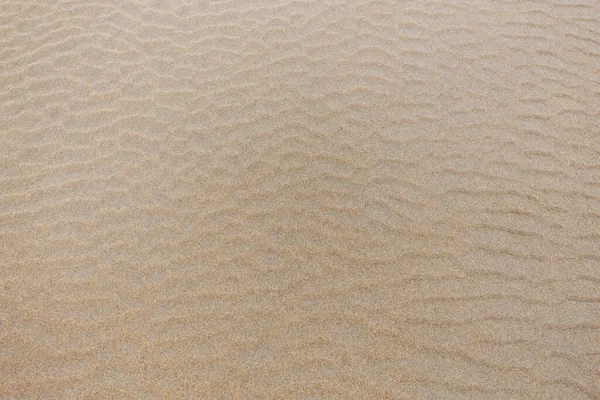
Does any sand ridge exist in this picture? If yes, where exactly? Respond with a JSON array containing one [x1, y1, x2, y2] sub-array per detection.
[[1, 0, 600, 398]]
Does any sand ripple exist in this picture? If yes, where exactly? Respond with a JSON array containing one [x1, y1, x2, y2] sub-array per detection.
[[1, 0, 600, 398]]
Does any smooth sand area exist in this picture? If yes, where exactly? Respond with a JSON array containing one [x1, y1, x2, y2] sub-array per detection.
[[1, 0, 599, 398]]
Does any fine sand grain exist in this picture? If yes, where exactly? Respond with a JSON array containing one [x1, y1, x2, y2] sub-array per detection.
[[1, 0, 600, 399]]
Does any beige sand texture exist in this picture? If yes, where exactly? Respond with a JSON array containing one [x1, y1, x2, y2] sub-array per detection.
[[1, 0, 600, 398]]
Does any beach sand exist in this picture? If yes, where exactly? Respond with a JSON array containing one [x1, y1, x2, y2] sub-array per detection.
[[1, 0, 600, 398]]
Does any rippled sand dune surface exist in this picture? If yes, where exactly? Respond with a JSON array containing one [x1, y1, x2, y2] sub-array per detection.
[[1, 0, 600, 398]]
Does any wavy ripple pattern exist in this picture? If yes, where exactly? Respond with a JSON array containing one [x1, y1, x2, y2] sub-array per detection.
[[1, 0, 600, 399]]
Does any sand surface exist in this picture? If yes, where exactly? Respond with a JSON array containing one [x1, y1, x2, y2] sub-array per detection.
[[1, 0, 600, 399]]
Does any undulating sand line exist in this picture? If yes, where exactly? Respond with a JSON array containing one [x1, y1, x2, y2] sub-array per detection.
[[1, 0, 600, 398]]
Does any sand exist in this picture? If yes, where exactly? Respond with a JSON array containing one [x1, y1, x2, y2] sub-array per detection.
[[1, 0, 600, 398]]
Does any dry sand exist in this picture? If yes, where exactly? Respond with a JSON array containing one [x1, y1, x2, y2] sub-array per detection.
[[1, 0, 600, 399]]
